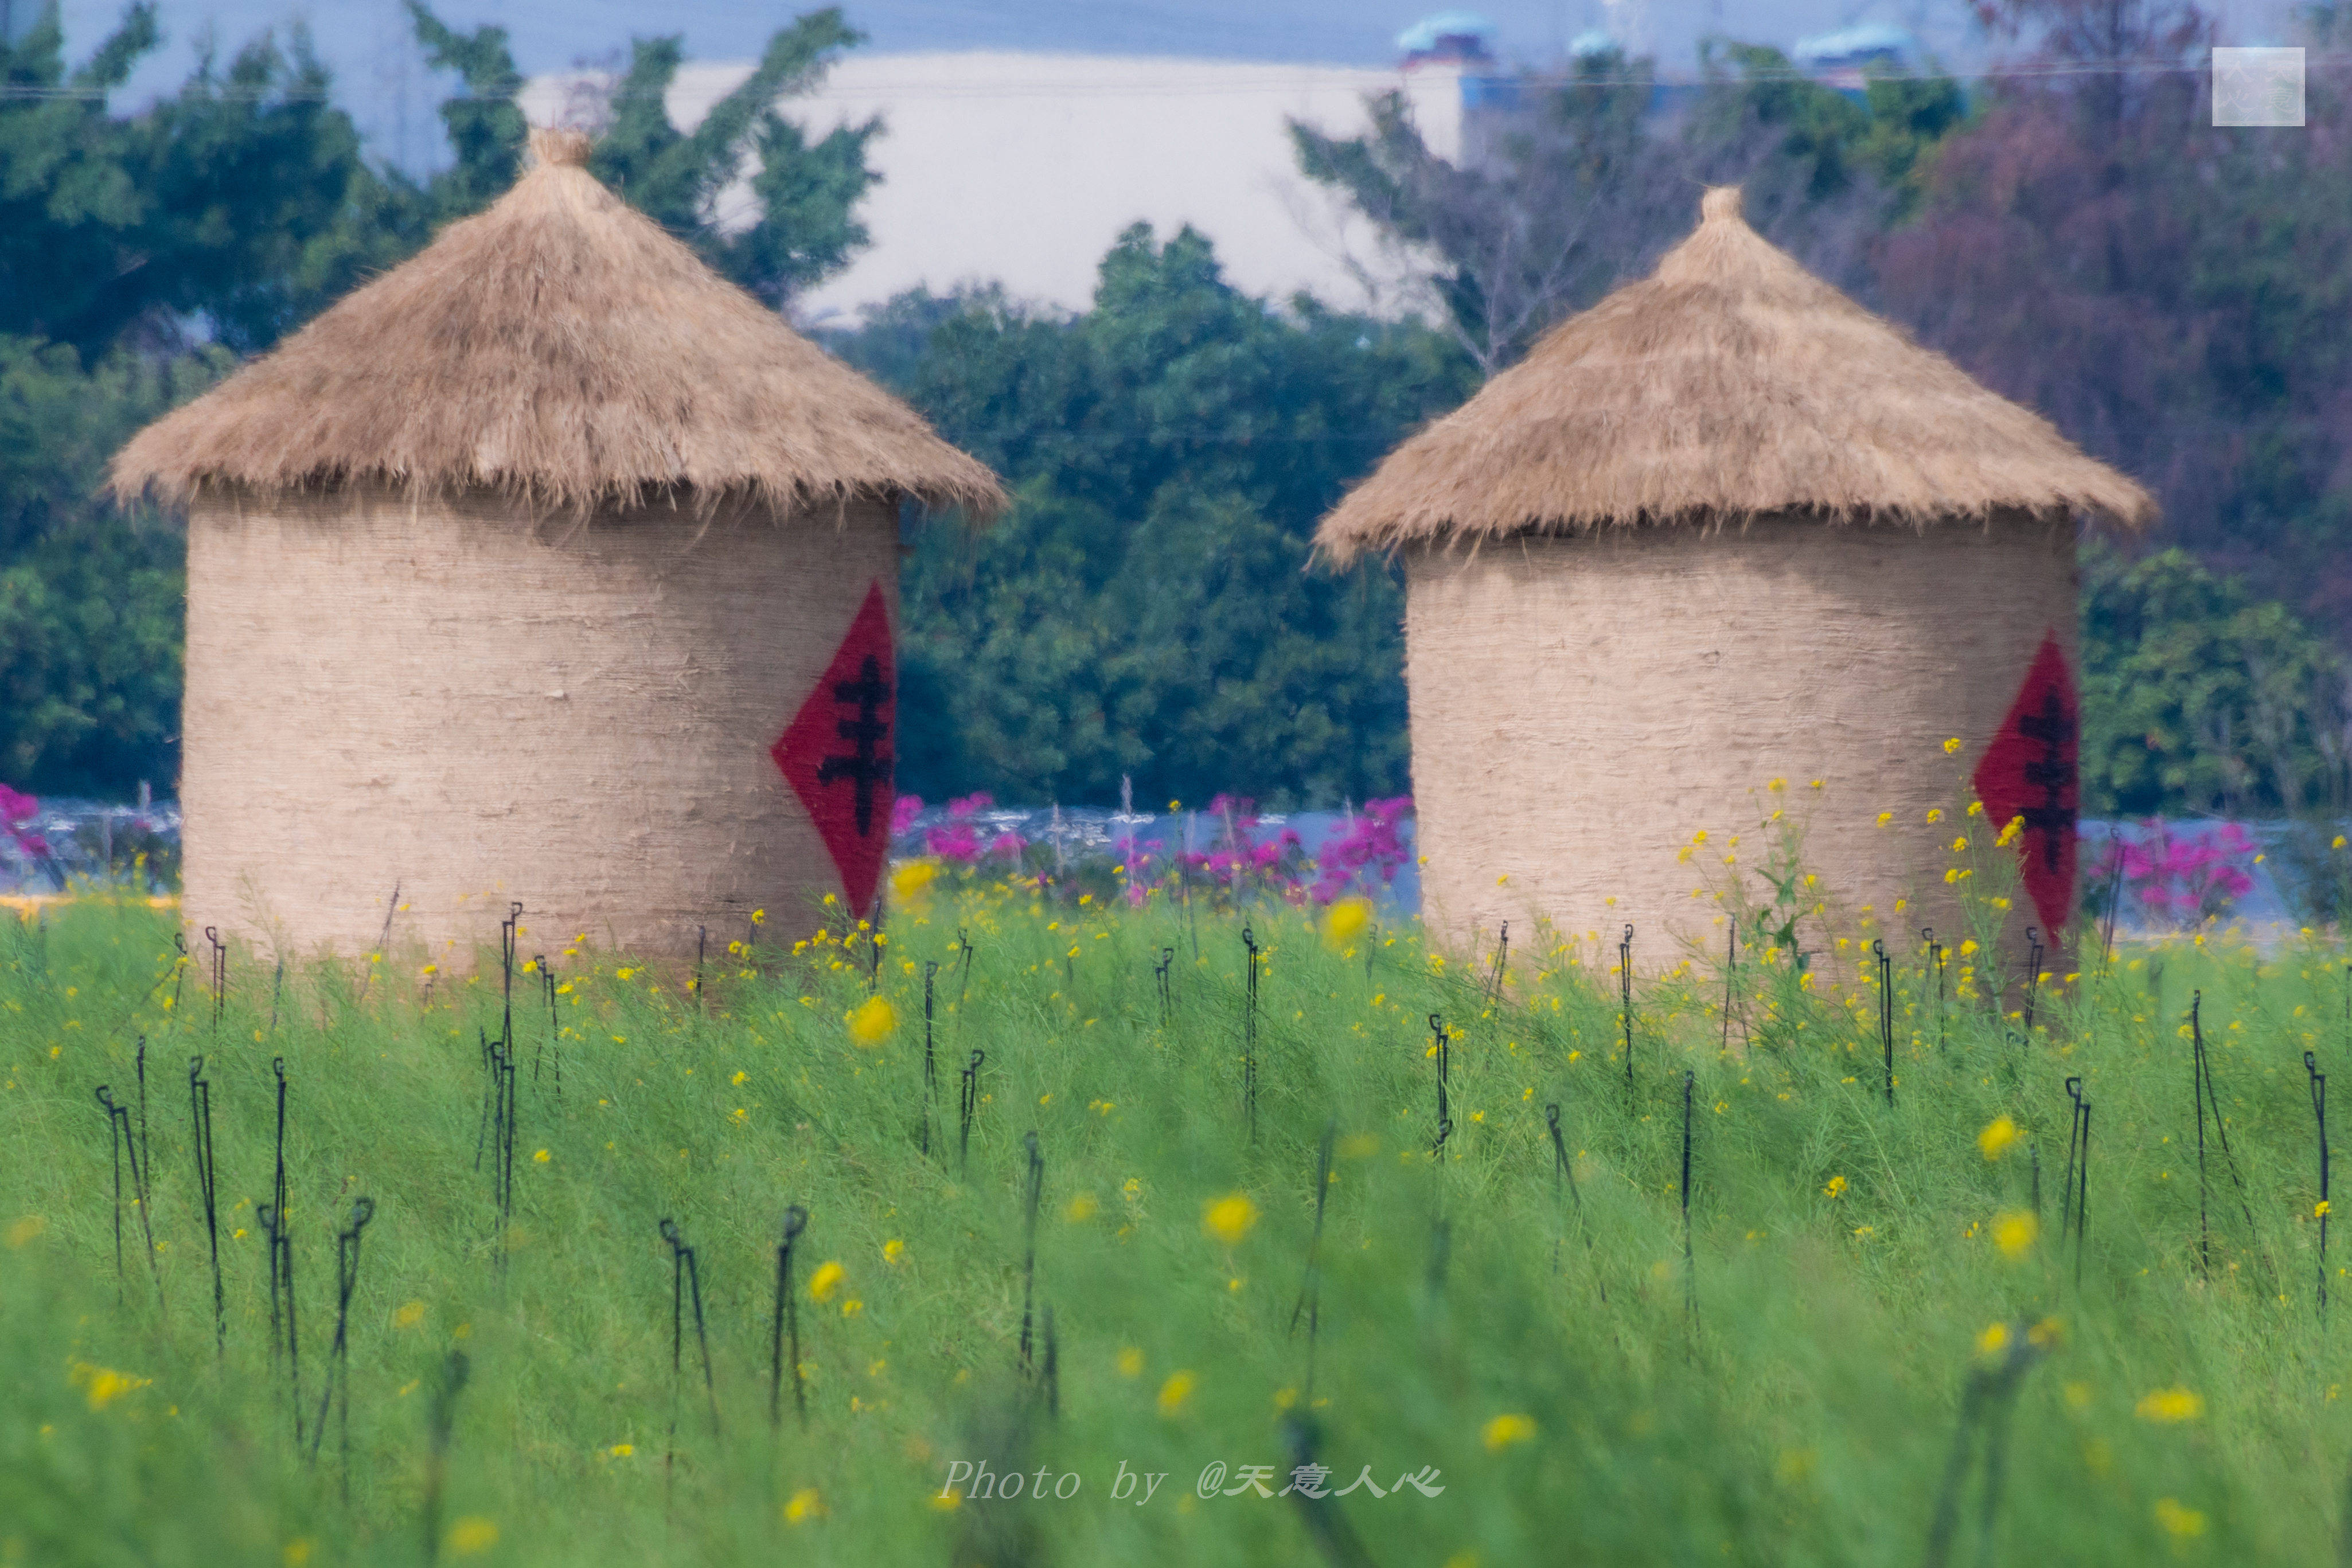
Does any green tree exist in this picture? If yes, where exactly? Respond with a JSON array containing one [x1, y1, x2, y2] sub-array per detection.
[[1290, 46, 1680, 373], [582, 10, 879, 306], [1292, 41, 1968, 373], [2, 5, 414, 358], [405, 1, 525, 221], [837, 225, 1479, 808], [403, 3, 881, 306], [2080, 541, 2348, 817], [0, 5, 884, 797], [0, 337, 221, 791]]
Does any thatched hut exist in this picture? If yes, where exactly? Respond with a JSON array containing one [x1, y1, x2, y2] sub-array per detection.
[[112, 127, 1002, 965], [1316, 187, 2153, 973]]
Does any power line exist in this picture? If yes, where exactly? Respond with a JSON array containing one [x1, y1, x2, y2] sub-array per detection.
[[4, 52, 2346, 103]]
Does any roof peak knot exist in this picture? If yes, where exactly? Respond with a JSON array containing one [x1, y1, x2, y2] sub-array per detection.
[[528, 126, 593, 169]]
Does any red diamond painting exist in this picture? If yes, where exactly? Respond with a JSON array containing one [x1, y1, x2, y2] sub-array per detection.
[[1972, 631, 2078, 937], [773, 580, 895, 920]]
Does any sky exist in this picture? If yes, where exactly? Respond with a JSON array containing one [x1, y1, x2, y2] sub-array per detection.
[[30, 0, 2316, 172]]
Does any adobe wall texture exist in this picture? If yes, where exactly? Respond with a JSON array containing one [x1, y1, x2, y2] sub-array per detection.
[[183, 486, 898, 966], [1402, 512, 2078, 994]]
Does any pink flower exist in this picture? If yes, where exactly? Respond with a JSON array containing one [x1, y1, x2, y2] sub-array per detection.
[[2097, 819, 2257, 927], [1312, 797, 1413, 904], [890, 794, 926, 837], [0, 785, 46, 859], [925, 823, 981, 864]]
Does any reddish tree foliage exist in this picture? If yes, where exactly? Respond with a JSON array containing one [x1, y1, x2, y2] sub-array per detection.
[[1875, 0, 2352, 634]]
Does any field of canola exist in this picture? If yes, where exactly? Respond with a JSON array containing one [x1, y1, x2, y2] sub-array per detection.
[[5, 857, 2352, 1567]]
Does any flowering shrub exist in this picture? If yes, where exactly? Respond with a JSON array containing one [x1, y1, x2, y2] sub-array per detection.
[[886, 791, 1413, 911], [1309, 796, 1413, 905], [1181, 795, 1309, 906], [2089, 820, 2258, 927], [914, 792, 1020, 865], [890, 794, 925, 838], [0, 785, 57, 889], [0, 785, 48, 860]]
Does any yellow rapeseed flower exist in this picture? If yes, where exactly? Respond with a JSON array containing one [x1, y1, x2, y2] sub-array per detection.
[[891, 860, 939, 901], [1157, 1370, 1197, 1416], [1977, 1322, 2011, 1358], [2154, 1498, 2206, 1539], [1483, 1414, 1538, 1451], [70, 1359, 151, 1411], [1324, 896, 1372, 949], [1944, 737, 1963, 755], [1823, 1175, 1847, 1198], [446, 1518, 499, 1556], [1203, 1193, 1259, 1245], [847, 994, 898, 1047], [1118, 1347, 1145, 1377], [2136, 1387, 2205, 1423], [1978, 1115, 2019, 1160], [784, 1488, 826, 1523], [883, 1239, 905, 1264], [393, 1300, 426, 1328], [810, 1261, 845, 1303], [1993, 1211, 2038, 1258], [1066, 1194, 1099, 1222]]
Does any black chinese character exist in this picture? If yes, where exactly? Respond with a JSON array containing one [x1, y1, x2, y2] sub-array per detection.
[[816, 656, 892, 837], [2015, 688, 2075, 871]]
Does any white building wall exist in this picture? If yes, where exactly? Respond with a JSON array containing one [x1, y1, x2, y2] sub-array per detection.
[[522, 52, 1473, 322]]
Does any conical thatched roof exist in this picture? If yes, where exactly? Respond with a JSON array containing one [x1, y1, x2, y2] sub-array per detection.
[[1316, 186, 2153, 564], [111, 128, 1003, 519]]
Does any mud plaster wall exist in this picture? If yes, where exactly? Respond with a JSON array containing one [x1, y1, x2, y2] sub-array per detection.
[[1402, 512, 2078, 984], [183, 485, 898, 965]]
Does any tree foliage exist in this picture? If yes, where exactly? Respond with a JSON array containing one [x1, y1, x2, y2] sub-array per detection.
[[1869, 0, 2352, 646], [2080, 540, 2349, 818], [831, 227, 1479, 808], [1, 6, 409, 358], [2, 0, 2346, 823], [580, 10, 880, 306], [1290, 42, 1951, 373], [0, 337, 220, 791], [0, 2, 878, 796]]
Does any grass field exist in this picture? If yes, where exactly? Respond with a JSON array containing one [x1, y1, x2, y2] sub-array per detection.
[[5, 868, 2352, 1567]]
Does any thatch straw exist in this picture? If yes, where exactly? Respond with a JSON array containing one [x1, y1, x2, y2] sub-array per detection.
[[111, 127, 1004, 520], [1315, 186, 2154, 564]]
